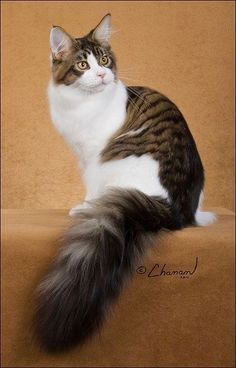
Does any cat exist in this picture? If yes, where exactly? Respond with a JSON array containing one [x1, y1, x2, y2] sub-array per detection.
[[35, 14, 216, 351]]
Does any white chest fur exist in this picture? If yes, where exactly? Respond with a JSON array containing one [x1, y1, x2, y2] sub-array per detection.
[[48, 79, 169, 204], [48, 80, 127, 168]]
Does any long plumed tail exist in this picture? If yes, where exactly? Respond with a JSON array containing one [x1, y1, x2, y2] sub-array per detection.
[[35, 189, 181, 351]]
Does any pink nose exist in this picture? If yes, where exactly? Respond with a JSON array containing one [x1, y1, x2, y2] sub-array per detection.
[[97, 70, 106, 78]]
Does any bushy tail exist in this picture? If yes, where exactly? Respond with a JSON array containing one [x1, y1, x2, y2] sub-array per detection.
[[35, 188, 181, 351]]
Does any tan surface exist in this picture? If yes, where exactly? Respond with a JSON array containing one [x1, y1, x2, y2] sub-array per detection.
[[2, 208, 235, 367], [2, 1, 234, 210]]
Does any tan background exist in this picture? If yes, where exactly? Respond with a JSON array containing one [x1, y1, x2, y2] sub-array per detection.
[[2, 1, 235, 210]]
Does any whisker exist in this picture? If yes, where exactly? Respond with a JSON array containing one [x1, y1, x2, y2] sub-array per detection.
[[127, 96, 147, 117], [120, 76, 143, 84], [110, 28, 121, 35], [127, 96, 140, 112], [119, 68, 143, 72], [127, 86, 152, 109]]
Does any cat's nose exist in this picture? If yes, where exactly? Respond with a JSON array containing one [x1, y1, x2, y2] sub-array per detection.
[[97, 70, 106, 79]]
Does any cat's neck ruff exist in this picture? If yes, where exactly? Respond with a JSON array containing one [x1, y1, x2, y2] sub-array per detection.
[[48, 78, 128, 167], [49, 78, 126, 107]]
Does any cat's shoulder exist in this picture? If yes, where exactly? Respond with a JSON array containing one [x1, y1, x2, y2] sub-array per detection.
[[126, 85, 175, 104], [125, 85, 182, 116]]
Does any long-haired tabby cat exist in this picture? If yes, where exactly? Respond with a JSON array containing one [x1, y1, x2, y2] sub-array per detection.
[[35, 14, 215, 351]]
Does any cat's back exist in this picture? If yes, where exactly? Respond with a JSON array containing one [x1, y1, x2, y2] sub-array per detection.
[[101, 85, 197, 162], [126, 85, 186, 127]]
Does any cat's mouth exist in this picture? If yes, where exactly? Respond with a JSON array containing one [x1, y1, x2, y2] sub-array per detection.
[[73, 75, 114, 93], [94, 81, 111, 91], [95, 76, 112, 86], [77, 81, 111, 94]]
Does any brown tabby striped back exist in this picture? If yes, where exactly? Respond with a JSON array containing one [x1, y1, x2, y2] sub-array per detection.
[[101, 86, 204, 225]]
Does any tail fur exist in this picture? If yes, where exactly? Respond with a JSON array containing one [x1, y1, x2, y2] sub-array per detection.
[[35, 188, 181, 351]]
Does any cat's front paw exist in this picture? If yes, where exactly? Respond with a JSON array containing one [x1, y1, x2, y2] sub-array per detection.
[[69, 202, 90, 217]]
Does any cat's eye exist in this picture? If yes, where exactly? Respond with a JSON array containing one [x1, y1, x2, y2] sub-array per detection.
[[76, 61, 88, 70], [100, 55, 110, 66]]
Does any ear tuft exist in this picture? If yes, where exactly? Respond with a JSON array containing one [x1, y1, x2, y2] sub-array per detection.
[[50, 26, 73, 60], [92, 13, 112, 46]]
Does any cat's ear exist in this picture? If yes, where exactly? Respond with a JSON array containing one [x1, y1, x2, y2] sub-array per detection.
[[92, 13, 112, 46], [50, 26, 74, 60]]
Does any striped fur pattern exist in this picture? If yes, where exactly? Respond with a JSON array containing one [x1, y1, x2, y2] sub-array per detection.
[[101, 86, 204, 225], [35, 14, 214, 352]]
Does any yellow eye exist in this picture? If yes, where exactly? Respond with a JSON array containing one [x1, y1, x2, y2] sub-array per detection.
[[77, 61, 88, 70], [100, 55, 109, 66]]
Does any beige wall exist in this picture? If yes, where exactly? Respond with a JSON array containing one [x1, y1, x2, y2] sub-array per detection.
[[2, 1, 235, 210]]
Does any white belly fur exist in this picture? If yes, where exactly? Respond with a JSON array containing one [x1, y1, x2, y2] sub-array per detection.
[[84, 155, 168, 200]]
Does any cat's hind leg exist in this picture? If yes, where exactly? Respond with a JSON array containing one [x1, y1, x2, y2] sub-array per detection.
[[195, 210, 216, 226], [195, 191, 216, 226]]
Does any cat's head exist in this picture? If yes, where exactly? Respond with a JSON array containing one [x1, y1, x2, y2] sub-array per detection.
[[49, 14, 117, 93]]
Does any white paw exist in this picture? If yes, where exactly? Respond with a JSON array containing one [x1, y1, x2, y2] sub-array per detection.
[[195, 210, 217, 227], [69, 202, 90, 217]]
